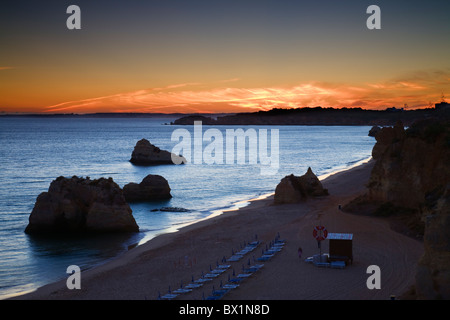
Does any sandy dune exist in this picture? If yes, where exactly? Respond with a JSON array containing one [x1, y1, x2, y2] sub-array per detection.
[[14, 160, 423, 300]]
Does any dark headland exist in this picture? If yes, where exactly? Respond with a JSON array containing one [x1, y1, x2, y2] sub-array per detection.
[[2, 106, 449, 127], [172, 106, 450, 126]]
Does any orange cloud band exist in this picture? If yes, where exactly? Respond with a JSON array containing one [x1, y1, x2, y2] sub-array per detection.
[[42, 71, 449, 114]]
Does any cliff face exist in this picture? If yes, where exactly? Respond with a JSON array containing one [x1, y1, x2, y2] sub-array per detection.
[[348, 119, 450, 299], [416, 185, 450, 299], [368, 120, 450, 209]]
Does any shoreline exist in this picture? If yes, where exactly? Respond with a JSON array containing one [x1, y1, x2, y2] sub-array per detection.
[[134, 156, 373, 248], [11, 159, 424, 300], [137, 156, 374, 243], [1, 157, 369, 300]]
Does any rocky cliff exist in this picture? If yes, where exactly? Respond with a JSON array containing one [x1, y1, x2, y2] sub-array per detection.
[[345, 118, 450, 299], [25, 176, 139, 234], [416, 184, 450, 299], [368, 120, 450, 209]]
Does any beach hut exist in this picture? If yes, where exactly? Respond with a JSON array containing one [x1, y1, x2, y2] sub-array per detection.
[[328, 233, 353, 265]]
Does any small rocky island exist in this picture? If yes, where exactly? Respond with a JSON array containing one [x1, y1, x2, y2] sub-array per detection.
[[130, 138, 186, 165], [123, 174, 172, 202], [25, 176, 139, 234], [274, 167, 329, 204]]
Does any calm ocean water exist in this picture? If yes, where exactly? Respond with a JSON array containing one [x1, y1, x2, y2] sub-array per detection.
[[0, 116, 375, 298]]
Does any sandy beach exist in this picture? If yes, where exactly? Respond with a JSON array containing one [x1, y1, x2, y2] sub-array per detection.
[[13, 160, 423, 300]]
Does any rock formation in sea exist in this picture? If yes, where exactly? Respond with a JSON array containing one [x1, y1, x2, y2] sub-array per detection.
[[25, 176, 139, 234], [344, 118, 450, 299], [130, 138, 186, 165], [274, 167, 329, 204], [123, 174, 172, 202]]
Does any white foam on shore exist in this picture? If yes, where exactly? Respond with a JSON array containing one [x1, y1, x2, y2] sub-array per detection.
[[318, 156, 373, 181]]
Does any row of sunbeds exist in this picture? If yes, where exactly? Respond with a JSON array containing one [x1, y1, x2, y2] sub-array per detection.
[[205, 237, 285, 300], [158, 233, 285, 300]]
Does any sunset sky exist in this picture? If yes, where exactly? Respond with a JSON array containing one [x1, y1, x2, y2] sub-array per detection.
[[1, 0, 449, 114]]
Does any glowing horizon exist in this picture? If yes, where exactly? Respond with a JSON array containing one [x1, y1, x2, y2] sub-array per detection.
[[13, 69, 448, 114]]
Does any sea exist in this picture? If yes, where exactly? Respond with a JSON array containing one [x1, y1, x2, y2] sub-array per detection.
[[0, 116, 375, 299]]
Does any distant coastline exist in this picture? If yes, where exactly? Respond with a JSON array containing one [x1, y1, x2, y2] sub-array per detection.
[[172, 106, 449, 126], [2, 106, 449, 127]]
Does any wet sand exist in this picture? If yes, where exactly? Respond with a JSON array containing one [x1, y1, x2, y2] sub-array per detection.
[[14, 160, 423, 300]]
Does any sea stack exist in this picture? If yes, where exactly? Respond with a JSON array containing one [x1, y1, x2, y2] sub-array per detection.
[[274, 167, 329, 204], [130, 138, 186, 165], [25, 176, 139, 234], [123, 174, 172, 202]]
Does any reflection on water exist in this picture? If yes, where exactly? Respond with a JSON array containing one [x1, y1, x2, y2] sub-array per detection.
[[26, 232, 143, 263], [2, 231, 145, 299]]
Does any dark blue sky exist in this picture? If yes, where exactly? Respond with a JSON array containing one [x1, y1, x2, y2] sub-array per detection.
[[1, 0, 449, 112]]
